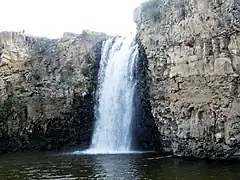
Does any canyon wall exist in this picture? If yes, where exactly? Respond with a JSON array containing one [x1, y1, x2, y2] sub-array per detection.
[[0, 31, 107, 152], [135, 0, 240, 159]]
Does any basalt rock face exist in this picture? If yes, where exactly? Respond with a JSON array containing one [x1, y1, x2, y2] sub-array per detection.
[[0, 31, 107, 152], [131, 39, 163, 152], [135, 0, 240, 159]]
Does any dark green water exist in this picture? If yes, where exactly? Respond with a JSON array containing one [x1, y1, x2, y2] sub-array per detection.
[[0, 152, 240, 180]]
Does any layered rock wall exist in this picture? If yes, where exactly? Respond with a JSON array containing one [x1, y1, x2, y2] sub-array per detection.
[[135, 0, 240, 159], [0, 31, 107, 152]]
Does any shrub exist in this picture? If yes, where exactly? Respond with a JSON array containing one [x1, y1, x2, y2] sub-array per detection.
[[140, 0, 162, 22]]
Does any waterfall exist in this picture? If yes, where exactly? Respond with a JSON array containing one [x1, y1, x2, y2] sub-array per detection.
[[86, 34, 138, 154]]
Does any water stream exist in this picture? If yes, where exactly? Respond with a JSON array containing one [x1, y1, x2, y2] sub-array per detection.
[[85, 34, 138, 154]]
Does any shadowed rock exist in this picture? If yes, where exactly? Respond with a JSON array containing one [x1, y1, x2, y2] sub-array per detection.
[[135, 0, 240, 159], [0, 31, 108, 152]]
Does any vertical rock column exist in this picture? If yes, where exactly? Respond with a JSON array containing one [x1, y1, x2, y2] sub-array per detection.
[[135, 0, 240, 159]]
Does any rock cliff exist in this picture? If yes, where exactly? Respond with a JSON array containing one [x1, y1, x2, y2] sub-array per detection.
[[135, 0, 240, 159], [0, 31, 107, 152]]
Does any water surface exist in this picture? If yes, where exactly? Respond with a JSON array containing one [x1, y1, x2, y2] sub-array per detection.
[[0, 152, 240, 179]]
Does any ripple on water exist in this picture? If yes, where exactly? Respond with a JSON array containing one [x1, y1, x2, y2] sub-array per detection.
[[0, 152, 240, 180]]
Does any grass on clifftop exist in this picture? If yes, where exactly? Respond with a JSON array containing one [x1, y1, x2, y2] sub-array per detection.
[[140, 0, 162, 22], [140, 0, 183, 22]]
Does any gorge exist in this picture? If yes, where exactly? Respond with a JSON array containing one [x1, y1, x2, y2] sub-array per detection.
[[0, 0, 240, 161]]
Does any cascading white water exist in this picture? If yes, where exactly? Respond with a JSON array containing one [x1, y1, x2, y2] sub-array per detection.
[[86, 34, 138, 154]]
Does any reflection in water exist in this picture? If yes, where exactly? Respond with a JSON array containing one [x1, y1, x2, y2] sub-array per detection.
[[0, 152, 240, 179], [92, 154, 140, 180]]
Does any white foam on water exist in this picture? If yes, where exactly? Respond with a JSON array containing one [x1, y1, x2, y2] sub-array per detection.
[[71, 149, 153, 155]]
